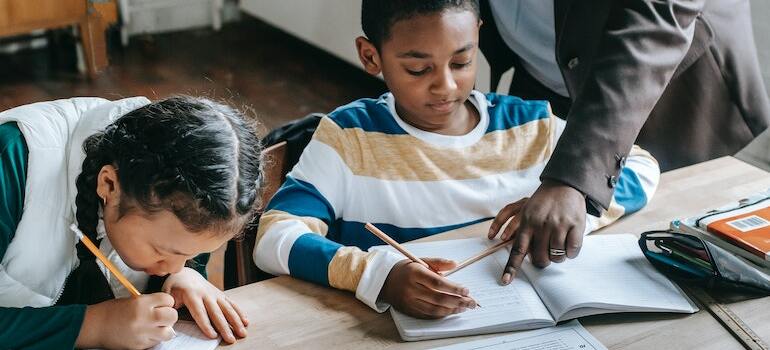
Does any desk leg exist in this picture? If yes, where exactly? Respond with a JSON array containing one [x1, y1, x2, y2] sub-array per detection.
[[78, 6, 108, 79]]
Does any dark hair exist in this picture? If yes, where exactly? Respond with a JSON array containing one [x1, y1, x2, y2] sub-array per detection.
[[75, 96, 263, 238], [361, 0, 480, 49]]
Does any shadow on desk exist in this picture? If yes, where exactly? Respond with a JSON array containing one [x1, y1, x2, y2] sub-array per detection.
[[710, 287, 769, 304]]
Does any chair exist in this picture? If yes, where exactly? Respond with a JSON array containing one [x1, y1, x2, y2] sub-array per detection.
[[224, 113, 323, 289], [224, 141, 288, 289], [0, 0, 117, 78]]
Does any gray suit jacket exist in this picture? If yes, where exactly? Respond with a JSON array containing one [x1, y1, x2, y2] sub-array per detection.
[[480, 0, 770, 213]]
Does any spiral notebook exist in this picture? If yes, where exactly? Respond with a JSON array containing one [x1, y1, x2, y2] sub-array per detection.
[[372, 234, 698, 341]]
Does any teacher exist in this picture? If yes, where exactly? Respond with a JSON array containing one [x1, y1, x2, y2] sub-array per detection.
[[480, 0, 770, 284]]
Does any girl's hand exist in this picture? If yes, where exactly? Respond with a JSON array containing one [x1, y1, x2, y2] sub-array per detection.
[[162, 267, 248, 344], [76, 293, 177, 349], [379, 258, 478, 319]]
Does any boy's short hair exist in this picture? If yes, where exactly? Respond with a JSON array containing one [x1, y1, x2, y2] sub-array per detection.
[[361, 0, 480, 49]]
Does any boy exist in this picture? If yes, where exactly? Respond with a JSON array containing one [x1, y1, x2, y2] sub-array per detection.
[[254, 0, 659, 319]]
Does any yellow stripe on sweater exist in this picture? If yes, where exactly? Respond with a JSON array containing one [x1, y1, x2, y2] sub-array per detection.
[[257, 209, 330, 243], [314, 116, 557, 181], [629, 145, 657, 166], [327, 247, 374, 292], [593, 198, 627, 231]]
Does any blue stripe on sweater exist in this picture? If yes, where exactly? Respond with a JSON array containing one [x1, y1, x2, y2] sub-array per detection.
[[327, 96, 407, 135], [614, 167, 648, 215], [326, 217, 492, 251], [265, 176, 336, 222], [288, 233, 342, 286], [484, 93, 551, 132]]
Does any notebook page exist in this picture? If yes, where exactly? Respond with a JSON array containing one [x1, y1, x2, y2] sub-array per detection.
[[430, 320, 607, 350], [372, 238, 555, 340], [520, 234, 698, 321], [149, 320, 221, 350]]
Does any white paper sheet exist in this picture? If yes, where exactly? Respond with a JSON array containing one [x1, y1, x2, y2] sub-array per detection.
[[521, 234, 699, 320], [149, 320, 220, 350], [430, 320, 606, 350]]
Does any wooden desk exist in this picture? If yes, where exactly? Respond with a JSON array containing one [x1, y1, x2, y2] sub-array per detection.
[[221, 157, 770, 349]]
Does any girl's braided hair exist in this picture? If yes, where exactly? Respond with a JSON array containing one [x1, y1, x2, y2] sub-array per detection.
[[75, 96, 263, 237]]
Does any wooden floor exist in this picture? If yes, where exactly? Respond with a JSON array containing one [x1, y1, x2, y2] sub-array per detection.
[[0, 18, 386, 131], [0, 18, 386, 289]]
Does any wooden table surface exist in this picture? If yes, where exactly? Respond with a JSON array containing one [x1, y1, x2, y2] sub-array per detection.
[[219, 156, 770, 349]]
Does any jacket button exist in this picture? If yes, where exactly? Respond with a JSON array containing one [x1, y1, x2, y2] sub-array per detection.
[[567, 57, 579, 69], [615, 153, 627, 168], [607, 175, 618, 188]]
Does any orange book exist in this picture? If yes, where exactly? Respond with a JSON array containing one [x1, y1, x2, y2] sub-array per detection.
[[699, 204, 770, 261]]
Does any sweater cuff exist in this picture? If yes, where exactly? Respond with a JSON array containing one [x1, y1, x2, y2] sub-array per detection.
[[355, 250, 403, 312]]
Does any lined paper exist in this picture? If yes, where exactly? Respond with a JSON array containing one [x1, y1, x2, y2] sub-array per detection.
[[371, 234, 697, 341], [430, 320, 607, 350], [521, 234, 698, 320]]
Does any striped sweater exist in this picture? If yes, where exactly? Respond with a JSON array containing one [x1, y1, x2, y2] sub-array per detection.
[[254, 91, 660, 311]]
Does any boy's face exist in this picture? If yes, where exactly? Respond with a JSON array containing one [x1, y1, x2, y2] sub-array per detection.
[[357, 10, 481, 129]]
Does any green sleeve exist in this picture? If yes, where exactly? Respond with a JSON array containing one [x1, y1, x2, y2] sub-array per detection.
[[189, 253, 210, 279], [0, 122, 28, 259], [0, 123, 87, 349], [0, 305, 87, 350]]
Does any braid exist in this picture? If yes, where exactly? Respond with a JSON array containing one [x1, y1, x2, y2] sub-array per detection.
[[74, 133, 111, 236]]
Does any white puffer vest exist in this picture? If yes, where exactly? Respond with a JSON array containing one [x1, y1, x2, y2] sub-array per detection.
[[0, 97, 152, 307]]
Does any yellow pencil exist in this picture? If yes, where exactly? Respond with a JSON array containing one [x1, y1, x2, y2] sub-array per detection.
[[364, 223, 432, 270], [69, 224, 142, 297]]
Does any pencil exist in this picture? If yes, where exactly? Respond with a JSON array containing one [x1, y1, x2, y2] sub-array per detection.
[[364, 223, 432, 270], [364, 223, 480, 307], [69, 224, 142, 297], [442, 239, 513, 277]]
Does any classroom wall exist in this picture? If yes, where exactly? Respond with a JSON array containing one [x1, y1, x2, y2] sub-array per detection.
[[241, 0, 770, 97], [238, 0, 494, 93]]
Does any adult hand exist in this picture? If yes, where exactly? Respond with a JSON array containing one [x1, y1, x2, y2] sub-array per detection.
[[488, 179, 586, 285]]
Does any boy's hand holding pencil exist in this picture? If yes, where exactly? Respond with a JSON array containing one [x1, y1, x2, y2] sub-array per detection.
[[365, 223, 479, 319], [380, 258, 479, 319]]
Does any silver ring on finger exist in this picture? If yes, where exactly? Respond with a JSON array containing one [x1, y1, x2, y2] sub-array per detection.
[[548, 248, 566, 256]]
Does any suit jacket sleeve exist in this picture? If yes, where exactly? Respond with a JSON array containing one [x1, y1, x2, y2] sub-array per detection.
[[542, 0, 707, 214]]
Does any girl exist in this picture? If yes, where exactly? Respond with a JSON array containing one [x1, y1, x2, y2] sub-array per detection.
[[0, 95, 262, 349]]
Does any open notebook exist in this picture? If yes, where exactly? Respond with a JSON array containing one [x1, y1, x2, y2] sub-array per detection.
[[372, 234, 698, 341]]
